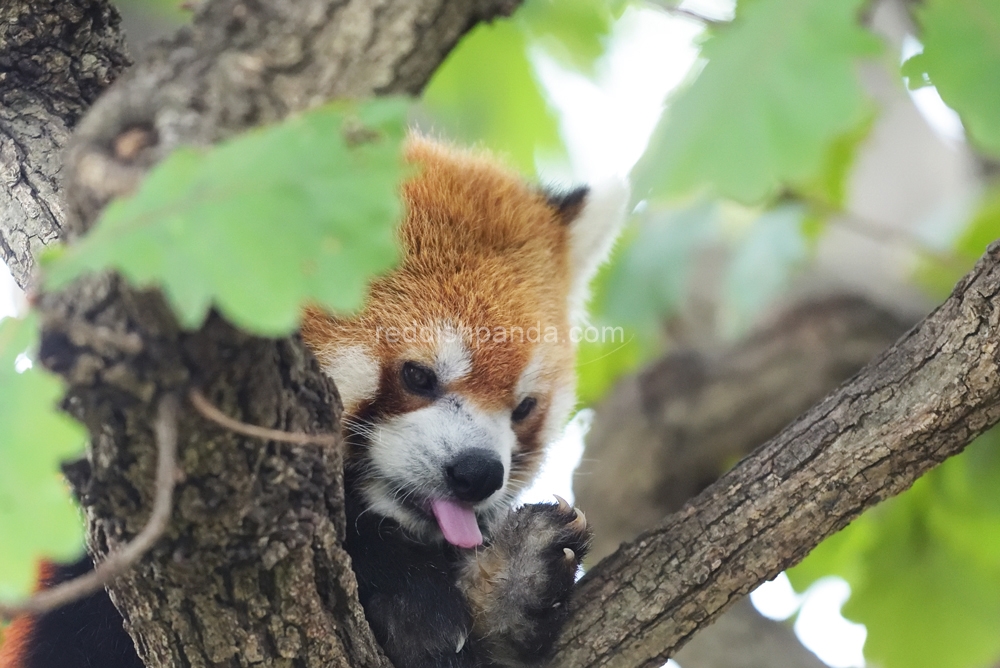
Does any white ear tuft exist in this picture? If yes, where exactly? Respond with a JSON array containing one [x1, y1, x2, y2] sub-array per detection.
[[564, 178, 630, 320], [324, 344, 380, 414]]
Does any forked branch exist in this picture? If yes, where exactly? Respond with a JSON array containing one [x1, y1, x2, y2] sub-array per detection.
[[554, 242, 1000, 668]]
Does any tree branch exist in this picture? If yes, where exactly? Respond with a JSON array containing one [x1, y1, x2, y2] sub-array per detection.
[[554, 243, 1000, 667], [575, 297, 912, 668], [63, 0, 522, 234], [577, 296, 913, 561], [0, 0, 129, 288]]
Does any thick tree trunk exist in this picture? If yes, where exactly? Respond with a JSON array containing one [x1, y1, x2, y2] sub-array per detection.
[[2, 1, 521, 666], [0, 0, 129, 288]]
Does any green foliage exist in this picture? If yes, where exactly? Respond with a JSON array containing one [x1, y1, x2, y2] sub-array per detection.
[[902, 0, 1000, 159], [789, 431, 1000, 668], [517, 0, 618, 74], [575, 227, 660, 406], [422, 18, 564, 174], [44, 100, 408, 336], [633, 0, 881, 204], [600, 202, 719, 334], [796, 112, 875, 210], [115, 0, 190, 23], [0, 316, 86, 600], [916, 187, 1000, 299], [421, 0, 619, 173], [575, 331, 650, 408], [720, 204, 807, 336]]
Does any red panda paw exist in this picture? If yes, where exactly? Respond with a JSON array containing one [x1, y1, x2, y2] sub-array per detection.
[[458, 500, 592, 667]]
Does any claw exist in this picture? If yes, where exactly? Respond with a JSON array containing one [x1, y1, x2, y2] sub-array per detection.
[[563, 547, 576, 564], [554, 494, 572, 513], [569, 508, 587, 532]]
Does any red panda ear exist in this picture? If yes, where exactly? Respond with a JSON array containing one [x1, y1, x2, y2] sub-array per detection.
[[548, 179, 630, 320], [547, 186, 590, 224]]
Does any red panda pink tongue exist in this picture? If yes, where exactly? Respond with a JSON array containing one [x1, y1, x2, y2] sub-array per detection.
[[430, 498, 483, 548]]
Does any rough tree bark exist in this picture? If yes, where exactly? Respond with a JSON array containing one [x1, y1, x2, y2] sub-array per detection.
[[1, 2, 999, 668], [577, 296, 914, 561], [673, 598, 825, 668], [575, 296, 913, 668], [553, 247, 1000, 667], [0, 0, 129, 288], [3, 0, 522, 667]]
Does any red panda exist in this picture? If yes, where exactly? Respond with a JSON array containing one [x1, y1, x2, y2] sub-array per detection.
[[0, 137, 628, 668]]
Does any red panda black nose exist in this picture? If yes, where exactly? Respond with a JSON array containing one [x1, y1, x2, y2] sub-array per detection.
[[445, 449, 504, 503]]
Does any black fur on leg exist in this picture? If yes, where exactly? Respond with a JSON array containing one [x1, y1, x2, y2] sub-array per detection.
[[459, 501, 592, 667], [4, 556, 143, 668], [344, 476, 486, 668]]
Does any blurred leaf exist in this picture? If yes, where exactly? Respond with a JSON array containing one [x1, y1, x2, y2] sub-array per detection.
[[800, 210, 828, 248], [0, 315, 86, 600], [574, 328, 651, 407], [720, 204, 807, 337], [575, 229, 663, 405], [915, 187, 1000, 299], [518, 0, 616, 74], [790, 430, 1000, 668], [634, 0, 880, 204], [422, 19, 563, 174], [796, 111, 875, 209], [44, 100, 408, 336], [600, 202, 719, 332], [902, 0, 1000, 159]]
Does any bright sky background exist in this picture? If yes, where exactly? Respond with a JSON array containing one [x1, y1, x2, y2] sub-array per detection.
[[0, 3, 971, 666], [527, 3, 873, 666]]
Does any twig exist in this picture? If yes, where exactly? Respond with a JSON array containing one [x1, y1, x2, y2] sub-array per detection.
[[189, 388, 339, 447], [647, 1, 730, 25], [0, 395, 179, 621], [831, 213, 967, 269]]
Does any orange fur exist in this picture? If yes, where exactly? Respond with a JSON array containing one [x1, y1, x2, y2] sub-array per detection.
[[302, 137, 578, 474], [0, 562, 56, 668]]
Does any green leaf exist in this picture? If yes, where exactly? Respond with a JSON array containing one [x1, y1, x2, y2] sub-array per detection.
[[600, 201, 719, 332], [790, 430, 1000, 668], [517, 0, 616, 74], [795, 111, 875, 209], [634, 0, 881, 204], [914, 186, 1000, 299], [44, 100, 408, 336], [844, 475, 1000, 668], [720, 204, 808, 337], [903, 0, 1000, 158], [0, 315, 86, 600], [574, 327, 650, 407], [574, 243, 651, 406], [422, 19, 564, 175]]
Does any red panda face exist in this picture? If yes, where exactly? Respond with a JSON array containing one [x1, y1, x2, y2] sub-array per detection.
[[302, 137, 627, 547]]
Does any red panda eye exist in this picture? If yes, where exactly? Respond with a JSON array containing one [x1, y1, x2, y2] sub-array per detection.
[[401, 361, 437, 396], [512, 397, 536, 423]]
